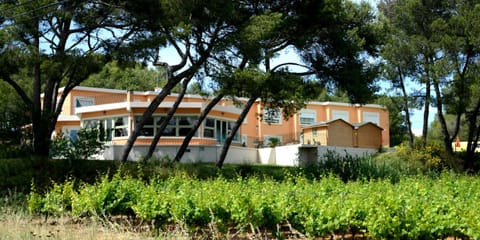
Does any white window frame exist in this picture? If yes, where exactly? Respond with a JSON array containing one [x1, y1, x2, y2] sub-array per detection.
[[135, 115, 199, 138], [74, 96, 95, 113], [362, 111, 380, 125], [81, 115, 130, 141], [331, 110, 349, 122], [299, 109, 317, 125]]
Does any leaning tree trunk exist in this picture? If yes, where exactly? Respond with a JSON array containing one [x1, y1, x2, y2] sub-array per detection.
[[216, 95, 257, 168], [144, 79, 189, 160], [120, 79, 181, 162], [174, 94, 224, 162], [397, 66, 414, 148], [433, 78, 453, 154]]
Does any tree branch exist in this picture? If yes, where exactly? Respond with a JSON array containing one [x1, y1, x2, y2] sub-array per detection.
[[0, 74, 33, 107]]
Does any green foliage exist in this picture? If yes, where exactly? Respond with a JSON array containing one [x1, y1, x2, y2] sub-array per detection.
[[267, 137, 281, 147], [50, 128, 105, 161], [301, 150, 403, 183], [81, 61, 168, 91], [380, 142, 460, 172], [28, 172, 480, 238]]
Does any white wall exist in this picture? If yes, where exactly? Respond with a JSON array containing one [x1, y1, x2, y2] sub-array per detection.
[[101, 144, 377, 167], [104, 144, 258, 164]]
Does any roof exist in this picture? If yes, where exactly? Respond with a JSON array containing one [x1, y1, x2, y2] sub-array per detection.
[[56, 86, 385, 110], [74, 101, 243, 115], [302, 118, 353, 129], [353, 122, 384, 130]]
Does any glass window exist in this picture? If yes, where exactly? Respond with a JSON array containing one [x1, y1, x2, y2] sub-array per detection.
[[331, 110, 349, 122], [263, 108, 281, 124], [362, 112, 380, 125], [114, 117, 128, 137], [74, 97, 95, 108], [300, 109, 316, 125], [204, 118, 215, 139], [137, 117, 154, 136]]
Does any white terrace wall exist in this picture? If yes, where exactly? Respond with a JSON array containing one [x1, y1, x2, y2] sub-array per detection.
[[101, 144, 377, 166], [103, 145, 258, 164]]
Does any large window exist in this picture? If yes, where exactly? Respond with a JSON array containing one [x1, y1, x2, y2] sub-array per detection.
[[362, 112, 380, 125], [82, 116, 129, 142], [263, 108, 281, 124], [331, 110, 349, 122], [299, 109, 316, 125], [135, 115, 199, 137], [204, 118, 240, 143]]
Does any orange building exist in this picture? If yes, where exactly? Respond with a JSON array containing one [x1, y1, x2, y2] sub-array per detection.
[[53, 86, 389, 159]]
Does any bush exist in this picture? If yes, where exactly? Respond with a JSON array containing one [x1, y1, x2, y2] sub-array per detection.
[[300, 150, 402, 182], [376, 142, 461, 174], [50, 128, 105, 161]]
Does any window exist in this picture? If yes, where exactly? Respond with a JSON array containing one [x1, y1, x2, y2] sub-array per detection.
[[82, 115, 129, 141], [203, 118, 240, 143], [157, 117, 176, 136], [136, 117, 154, 136], [74, 97, 95, 113], [312, 128, 318, 137], [331, 110, 349, 122], [178, 116, 197, 136], [299, 109, 316, 125], [114, 117, 128, 137], [203, 118, 215, 138], [135, 115, 199, 137], [263, 108, 281, 124], [362, 112, 380, 125]]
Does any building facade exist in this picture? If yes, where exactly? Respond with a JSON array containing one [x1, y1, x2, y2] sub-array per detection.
[[53, 86, 389, 160]]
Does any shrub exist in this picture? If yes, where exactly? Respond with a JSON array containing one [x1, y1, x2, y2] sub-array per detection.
[[50, 128, 105, 161]]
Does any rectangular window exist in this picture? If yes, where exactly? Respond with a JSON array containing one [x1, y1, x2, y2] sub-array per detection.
[[82, 116, 129, 141], [135, 115, 199, 137], [203, 118, 240, 143], [362, 112, 380, 125], [331, 110, 349, 122], [313, 128, 318, 137], [263, 108, 281, 124], [137, 117, 154, 136], [74, 97, 95, 114], [203, 118, 215, 138], [157, 116, 177, 136], [299, 109, 316, 125], [114, 117, 128, 137]]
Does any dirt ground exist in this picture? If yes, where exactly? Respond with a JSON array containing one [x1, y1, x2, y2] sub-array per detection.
[[0, 214, 374, 240]]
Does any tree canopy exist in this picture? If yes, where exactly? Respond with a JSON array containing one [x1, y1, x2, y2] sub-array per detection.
[[379, 0, 480, 168]]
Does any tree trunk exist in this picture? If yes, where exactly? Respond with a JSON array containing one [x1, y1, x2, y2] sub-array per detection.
[[421, 75, 431, 148], [397, 67, 414, 148], [432, 78, 453, 154], [120, 79, 181, 162], [216, 95, 257, 168], [31, 23, 49, 157], [465, 98, 480, 169], [144, 79, 189, 160], [174, 94, 224, 162]]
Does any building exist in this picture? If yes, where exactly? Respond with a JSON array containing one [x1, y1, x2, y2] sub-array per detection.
[[302, 120, 383, 149], [53, 86, 389, 161]]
